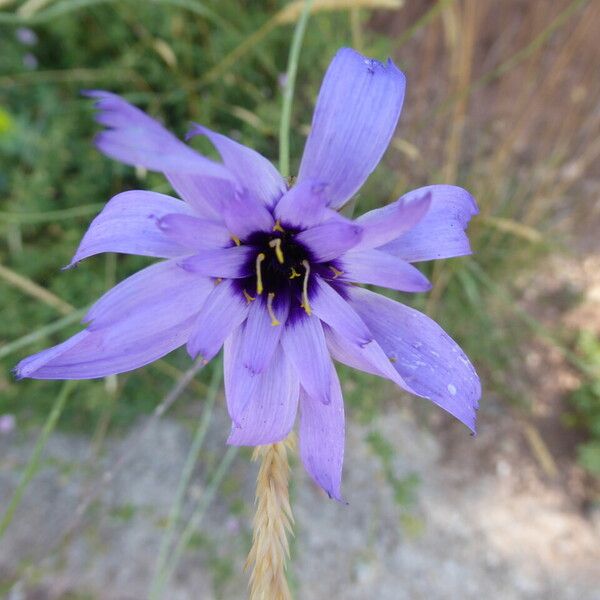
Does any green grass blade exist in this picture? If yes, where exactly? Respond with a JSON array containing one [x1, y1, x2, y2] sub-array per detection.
[[279, 0, 314, 178], [0, 381, 76, 540], [152, 445, 239, 597], [149, 358, 223, 599], [0, 308, 87, 361], [0, 203, 104, 224], [0, 0, 225, 26]]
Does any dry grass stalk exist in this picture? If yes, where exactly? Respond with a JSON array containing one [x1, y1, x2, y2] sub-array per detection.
[[246, 433, 296, 600]]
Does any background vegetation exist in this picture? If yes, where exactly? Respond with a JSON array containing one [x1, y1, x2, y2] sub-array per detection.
[[1, 0, 599, 596]]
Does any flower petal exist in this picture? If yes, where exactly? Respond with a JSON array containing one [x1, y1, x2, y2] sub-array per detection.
[[156, 214, 231, 251], [299, 365, 345, 501], [186, 279, 249, 362], [297, 48, 406, 209], [165, 172, 234, 219], [324, 323, 410, 390], [84, 259, 212, 329], [67, 191, 194, 266], [84, 91, 232, 178], [222, 189, 275, 241], [15, 262, 210, 379], [239, 293, 290, 375], [338, 249, 431, 292], [188, 124, 286, 209], [380, 185, 478, 262], [347, 287, 480, 432], [310, 277, 372, 346], [178, 246, 255, 279], [353, 190, 432, 251], [274, 180, 329, 229], [282, 309, 331, 405], [295, 220, 362, 263], [225, 327, 299, 445]]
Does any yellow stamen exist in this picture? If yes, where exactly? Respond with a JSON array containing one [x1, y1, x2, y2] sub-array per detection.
[[268, 238, 285, 264], [272, 220, 285, 233], [300, 260, 312, 315], [231, 235, 241, 246], [214, 277, 223, 286], [243, 289, 256, 303], [267, 293, 281, 326], [255, 253, 265, 295], [289, 267, 301, 279], [389, 356, 397, 363], [329, 266, 343, 279]]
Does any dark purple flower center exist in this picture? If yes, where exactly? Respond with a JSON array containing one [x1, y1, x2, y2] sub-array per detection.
[[234, 224, 339, 320], [240, 227, 313, 299]]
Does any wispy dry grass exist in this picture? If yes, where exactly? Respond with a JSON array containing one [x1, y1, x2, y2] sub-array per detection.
[[246, 434, 296, 600]]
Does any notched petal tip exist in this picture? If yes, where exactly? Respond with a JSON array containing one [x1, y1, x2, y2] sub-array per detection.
[[11, 365, 25, 381], [184, 122, 205, 142], [80, 89, 106, 100]]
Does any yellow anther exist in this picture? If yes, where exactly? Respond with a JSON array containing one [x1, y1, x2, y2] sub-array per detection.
[[272, 220, 285, 233], [300, 260, 312, 316], [214, 277, 223, 285], [267, 293, 281, 326], [269, 238, 285, 264], [389, 356, 397, 363], [243, 289, 255, 303], [329, 266, 344, 279], [255, 253, 265, 295], [231, 235, 241, 246], [289, 267, 301, 279]]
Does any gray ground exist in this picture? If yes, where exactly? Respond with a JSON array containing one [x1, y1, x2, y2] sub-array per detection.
[[1, 394, 599, 600]]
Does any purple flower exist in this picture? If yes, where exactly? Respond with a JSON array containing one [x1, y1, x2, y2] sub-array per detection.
[[16, 27, 38, 46], [15, 48, 480, 500], [0, 414, 16, 434]]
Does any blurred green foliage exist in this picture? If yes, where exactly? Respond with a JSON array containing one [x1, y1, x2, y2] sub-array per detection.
[[565, 331, 600, 475]]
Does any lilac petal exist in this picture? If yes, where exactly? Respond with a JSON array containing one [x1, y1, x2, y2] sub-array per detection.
[[281, 310, 331, 405], [156, 214, 231, 251], [324, 324, 410, 390], [380, 185, 478, 262], [84, 259, 213, 329], [222, 189, 275, 241], [347, 287, 480, 432], [178, 246, 255, 279], [68, 191, 194, 266], [295, 220, 362, 263], [225, 327, 299, 445], [15, 323, 192, 380], [15, 263, 210, 379], [353, 191, 432, 251], [297, 48, 406, 209], [240, 294, 290, 375], [188, 124, 286, 209], [299, 365, 345, 501], [338, 249, 431, 292], [84, 91, 232, 178], [186, 279, 249, 362], [310, 277, 372, 346], [165, 172, 234, 219], [274, 180, 329, 229]]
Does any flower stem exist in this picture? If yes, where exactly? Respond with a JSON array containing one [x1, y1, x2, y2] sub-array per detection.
[[278, 0, 314, 178], [149, 359, 222, 599], [246, 433, 296, 600], [0, 380, 75, 540]]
